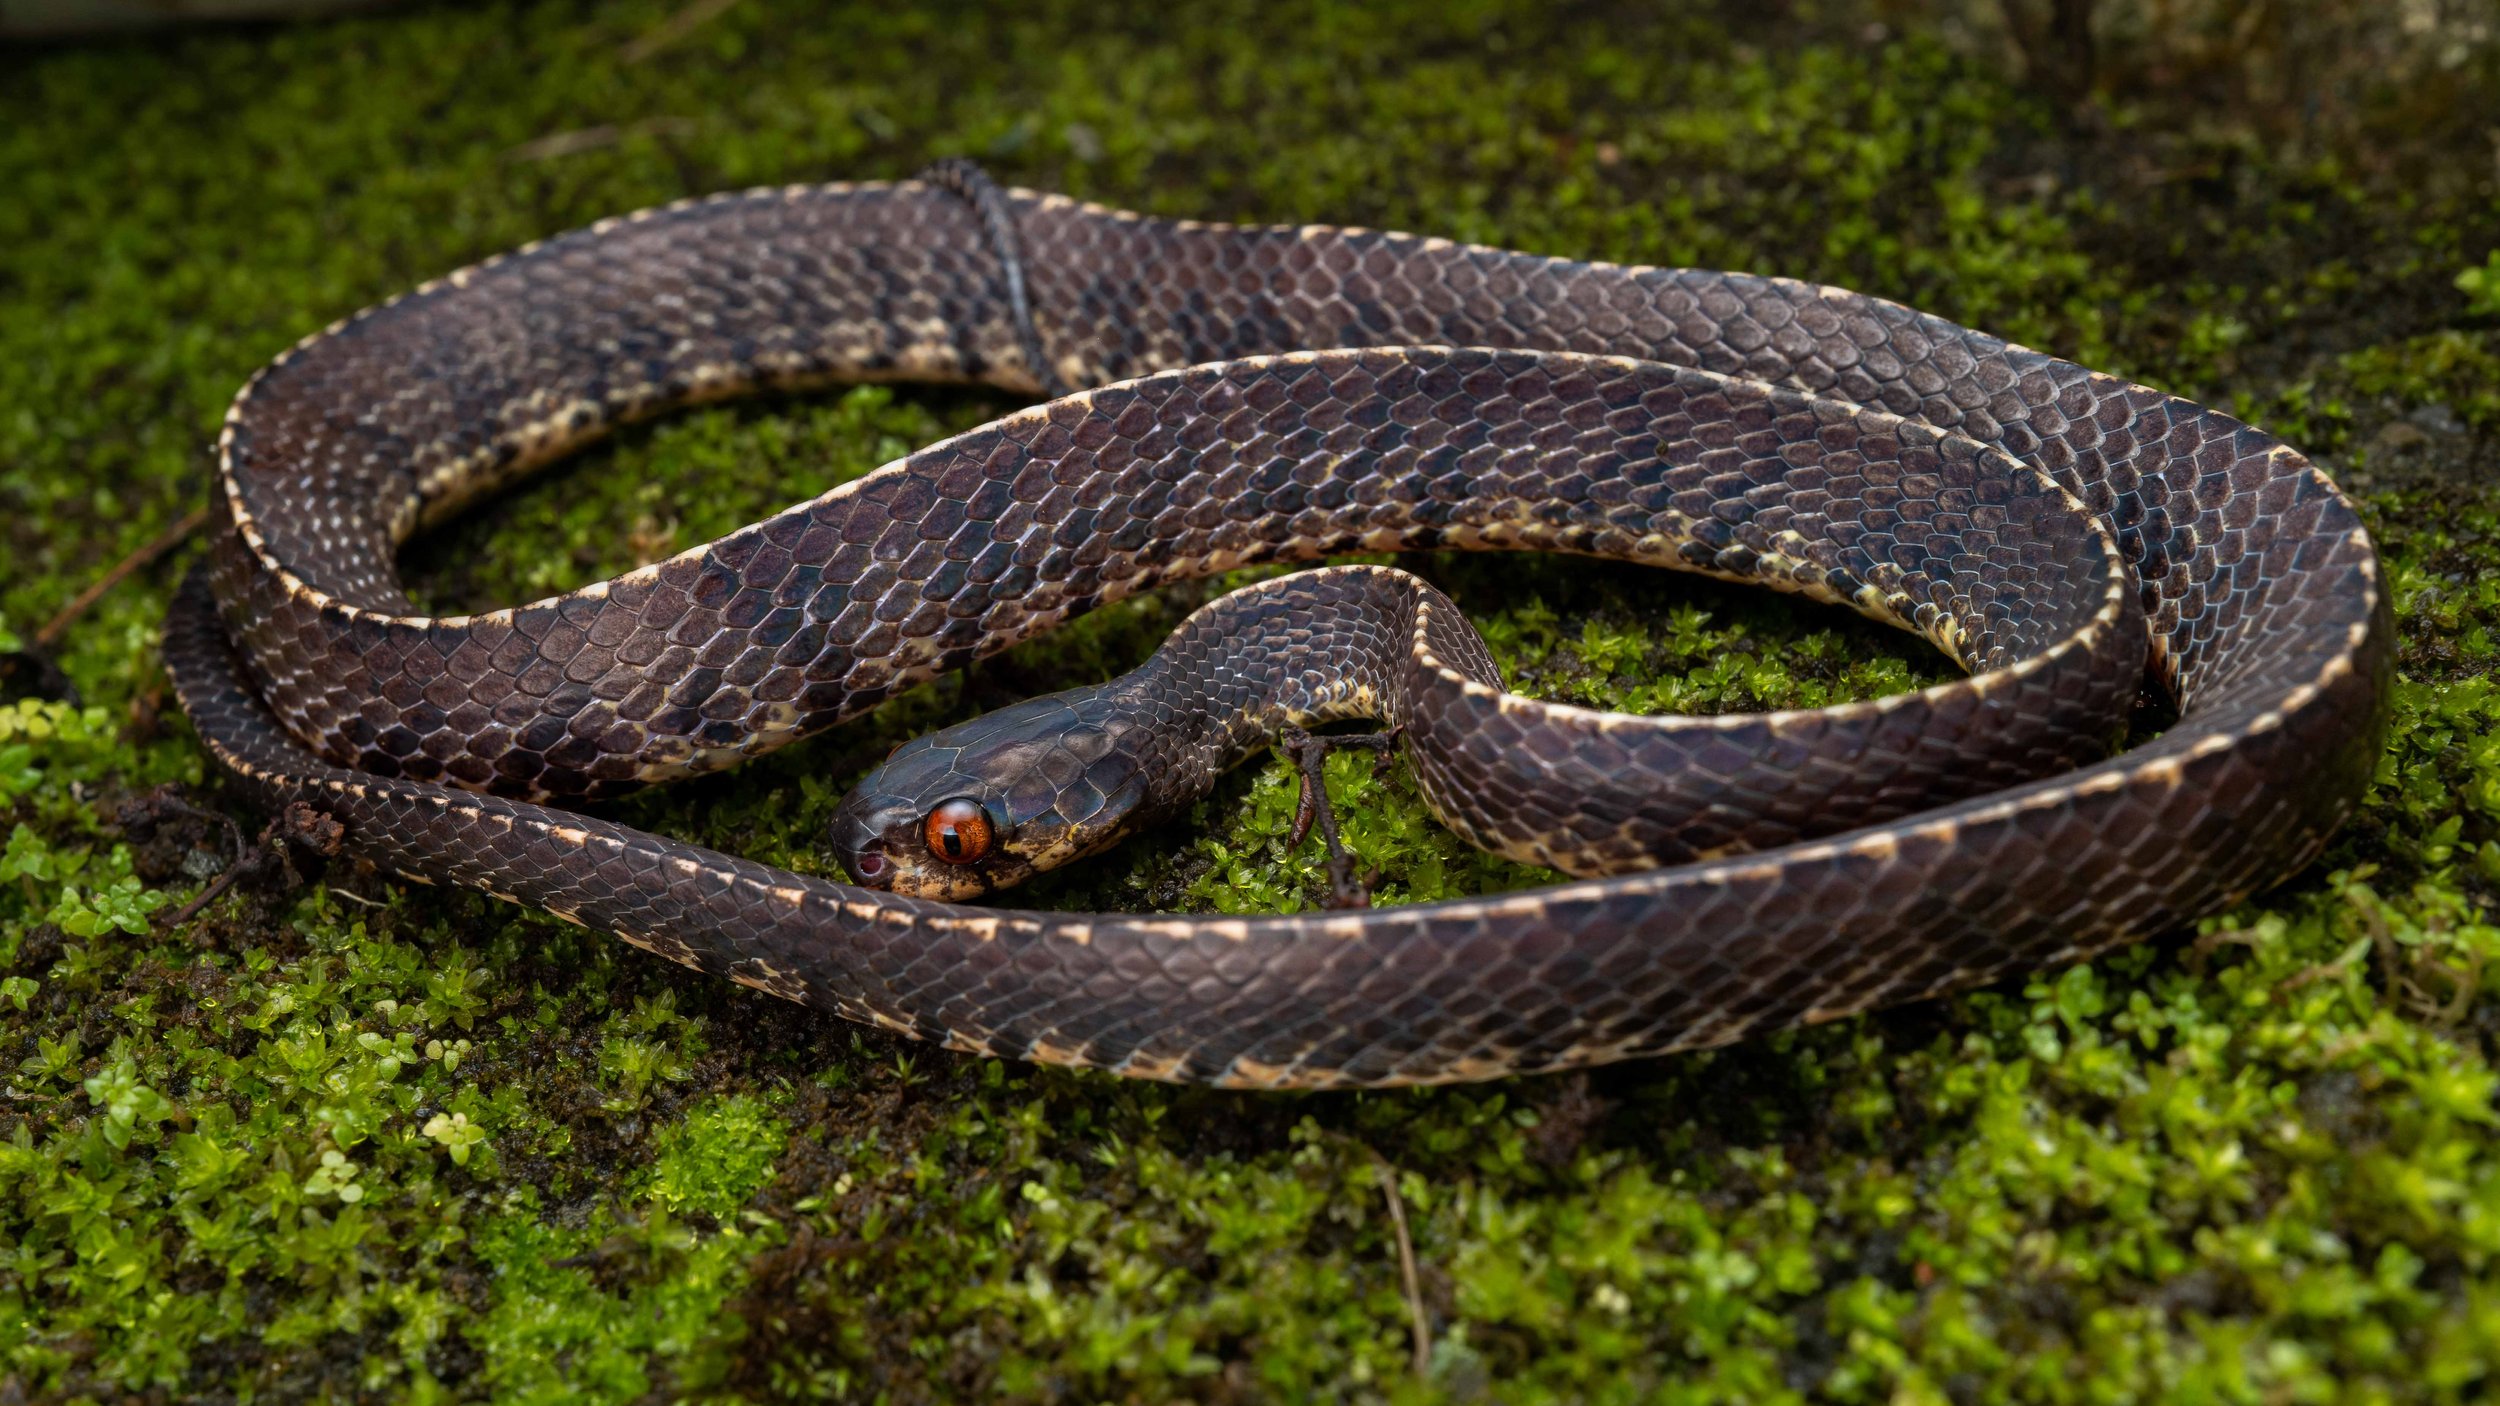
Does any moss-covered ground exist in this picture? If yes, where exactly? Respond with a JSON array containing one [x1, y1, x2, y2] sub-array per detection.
[[4, 1, 2500, 1399]]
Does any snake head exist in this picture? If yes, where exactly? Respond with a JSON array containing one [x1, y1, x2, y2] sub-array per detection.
[[829, 688, 1164, 900]]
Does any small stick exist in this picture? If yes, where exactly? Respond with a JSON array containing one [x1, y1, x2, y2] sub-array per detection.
[[151, 800, 345, 930], [506, 117, 697, 163], [1374, 1159, 1432, 1378], [156, 851, 255, 931], [619, 0, 741, 64], [35, 504, 210, 650]]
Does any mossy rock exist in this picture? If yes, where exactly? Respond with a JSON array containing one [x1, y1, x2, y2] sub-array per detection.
[[3, 1, 2499, 1400]]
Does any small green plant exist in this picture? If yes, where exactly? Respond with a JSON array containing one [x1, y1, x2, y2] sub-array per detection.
[[423, 1111, 488, 1166], [0, 824, 68, 907], [302, 1149, 367, 1203], [598, 1034, 688, 1114], [2460, 250, 2500, 316], [81, 1058, 175, 1151], [46, 877, 167, 937]]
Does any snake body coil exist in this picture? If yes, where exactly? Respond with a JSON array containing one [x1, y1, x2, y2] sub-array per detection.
[[165, 177, 2392, 1088]]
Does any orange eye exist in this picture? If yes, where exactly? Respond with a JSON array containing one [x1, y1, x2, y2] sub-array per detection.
[[923, 797, 994, 865]]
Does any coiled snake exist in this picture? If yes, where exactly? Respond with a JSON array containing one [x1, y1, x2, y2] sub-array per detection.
[[164, 168, 2392, 1088]]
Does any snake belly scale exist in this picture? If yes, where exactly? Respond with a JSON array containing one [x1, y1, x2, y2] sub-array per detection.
[[164, 176, 2392, 1089]]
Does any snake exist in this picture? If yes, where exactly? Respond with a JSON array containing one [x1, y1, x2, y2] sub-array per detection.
[[163, 167, 2393, 1089]]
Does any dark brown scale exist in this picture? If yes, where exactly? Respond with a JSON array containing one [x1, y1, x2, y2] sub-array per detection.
[[166, 177, 2393, 1088], [828, 509, 2136, 902]]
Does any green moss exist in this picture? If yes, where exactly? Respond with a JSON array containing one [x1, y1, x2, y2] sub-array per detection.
[[642, 1094, 788, 1220], [2, 0, 2498, 1399]]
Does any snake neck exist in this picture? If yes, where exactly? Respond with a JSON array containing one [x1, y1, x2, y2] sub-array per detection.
[[823, 564, 1500, 897], [1117, 566, 1497, 796], [1000, 563, 1516, 885]]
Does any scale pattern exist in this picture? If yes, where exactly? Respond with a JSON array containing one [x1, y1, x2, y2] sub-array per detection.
[[165, 179, 2393, 1087]]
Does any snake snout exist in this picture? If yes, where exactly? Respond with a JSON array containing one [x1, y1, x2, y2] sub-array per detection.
[[829, 812, 894, 888]]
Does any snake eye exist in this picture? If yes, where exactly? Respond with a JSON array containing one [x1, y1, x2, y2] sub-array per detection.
[[922, 797, 995, 865]]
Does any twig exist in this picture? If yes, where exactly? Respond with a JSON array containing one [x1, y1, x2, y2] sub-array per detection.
[[506, 117, 697, 163], [1372, 1159, 1432, 1378], [35, 504, 209, 650], [619, 0, 741, 64], [149, 799, 346, 930], [2276, 941, 2367, 995], [1317, 1128, 1436, 1376], [2186, 922, 2264, 974], [124, 787, 255, 930], [157, 855, 254, 932]]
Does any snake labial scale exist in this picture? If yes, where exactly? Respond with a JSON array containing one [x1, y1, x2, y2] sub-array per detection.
[[166, 177, 2391, 1088]]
